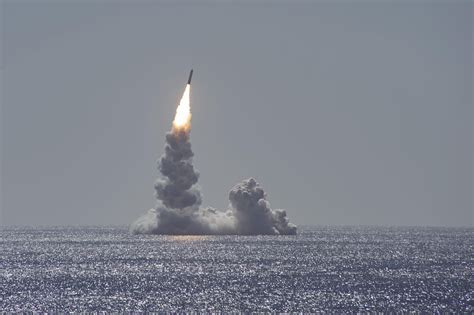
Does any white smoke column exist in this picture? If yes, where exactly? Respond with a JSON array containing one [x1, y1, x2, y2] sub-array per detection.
[[130, 79, 297, 235]]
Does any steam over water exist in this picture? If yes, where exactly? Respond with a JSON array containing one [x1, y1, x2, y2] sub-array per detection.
[[1, 226, 472, 312]]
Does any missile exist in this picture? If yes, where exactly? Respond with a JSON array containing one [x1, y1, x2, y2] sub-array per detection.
[[187, 69, 193, 85]]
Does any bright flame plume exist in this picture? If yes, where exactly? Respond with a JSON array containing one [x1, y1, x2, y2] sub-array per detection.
[[172, 84, 191, 132]]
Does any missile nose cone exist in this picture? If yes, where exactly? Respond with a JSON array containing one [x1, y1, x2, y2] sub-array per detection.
[[187, 69, 193, 85]]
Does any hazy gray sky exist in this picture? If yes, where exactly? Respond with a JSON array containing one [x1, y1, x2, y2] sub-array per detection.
[[1, 1, 472, 227]]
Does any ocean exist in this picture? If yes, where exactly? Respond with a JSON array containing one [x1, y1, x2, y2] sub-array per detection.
[[1, 226, 472, 312]]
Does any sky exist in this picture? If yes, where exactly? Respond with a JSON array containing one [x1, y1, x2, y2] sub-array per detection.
[[1, 1, 472, 227]]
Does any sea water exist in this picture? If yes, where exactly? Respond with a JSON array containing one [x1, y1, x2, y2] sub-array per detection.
[[1, 226, 472, 312]]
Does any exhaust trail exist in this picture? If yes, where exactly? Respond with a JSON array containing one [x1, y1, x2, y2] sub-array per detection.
[[131, 70, 296, 235]]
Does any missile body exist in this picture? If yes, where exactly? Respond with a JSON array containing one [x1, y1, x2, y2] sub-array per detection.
[[187, 69, 193, 84]]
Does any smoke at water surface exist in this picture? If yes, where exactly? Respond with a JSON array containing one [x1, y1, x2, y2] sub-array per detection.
[[131, 83, 296, 235]]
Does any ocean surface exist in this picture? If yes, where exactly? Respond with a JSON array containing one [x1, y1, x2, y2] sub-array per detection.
[[1, 226, 472, 312]]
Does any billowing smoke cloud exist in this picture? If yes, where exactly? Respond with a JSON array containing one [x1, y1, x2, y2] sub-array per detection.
[[229, 178, 297, 235], [131, 128, 297, 235], [155, 129, 201, 210]]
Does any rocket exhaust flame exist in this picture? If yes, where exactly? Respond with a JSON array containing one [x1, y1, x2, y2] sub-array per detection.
[[172, 84, 191, 132], [131, 70, 297, 235]]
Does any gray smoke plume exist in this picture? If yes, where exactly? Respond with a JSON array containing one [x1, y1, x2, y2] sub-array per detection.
[[155, 129, 201, 210], [131, 128, 297, 235], [229, 178, 297, 235]]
